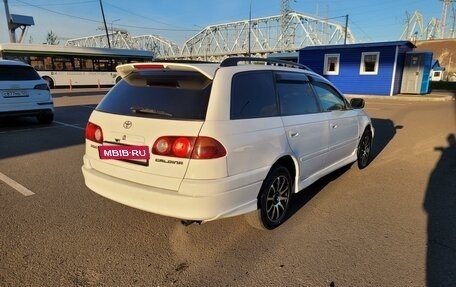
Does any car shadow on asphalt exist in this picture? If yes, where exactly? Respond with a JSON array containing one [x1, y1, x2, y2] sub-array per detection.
[[423, 133, 456, 286], [0, 105, 90, 159], [370, 118, 403, 162], [286, 118, 402, 222], [286, 164, 352, 219]]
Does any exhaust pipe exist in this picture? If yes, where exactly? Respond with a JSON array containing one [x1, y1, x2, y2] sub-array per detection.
[[180, 220, 202, 226]]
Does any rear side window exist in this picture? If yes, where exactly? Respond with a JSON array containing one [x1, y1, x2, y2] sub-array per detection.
[[276, 72, 320, 116], [0, 65, 41, 81], [231, 71, 278, 119], [96, 70, 212, 120]]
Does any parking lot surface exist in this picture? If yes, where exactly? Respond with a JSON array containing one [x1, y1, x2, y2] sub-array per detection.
[[1, 89, 455, 286]]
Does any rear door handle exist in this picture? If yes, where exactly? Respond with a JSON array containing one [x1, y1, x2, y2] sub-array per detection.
[[330, 123, 338, 129], [290, 132, 299, 137]]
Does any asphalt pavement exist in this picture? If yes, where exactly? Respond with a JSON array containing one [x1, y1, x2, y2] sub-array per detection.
[[1, 88, 455, 287]]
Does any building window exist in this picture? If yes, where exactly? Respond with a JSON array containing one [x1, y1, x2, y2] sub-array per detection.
[[324, 54, 340, 75], [360, 52, 379, 75]]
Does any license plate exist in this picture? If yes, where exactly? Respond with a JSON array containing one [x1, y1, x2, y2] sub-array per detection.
[[99, 143, 150, 166], [2, 90, 28, 97]]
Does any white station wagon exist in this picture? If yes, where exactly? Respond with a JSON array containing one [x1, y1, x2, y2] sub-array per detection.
[[82, 57, 373, 230]]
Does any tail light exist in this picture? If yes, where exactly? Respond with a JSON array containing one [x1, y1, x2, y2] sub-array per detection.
[[192, 137, 227, 159], [152, 136, 226, 159], [86, 122, 103, 144], [34, 83, 50, 91]]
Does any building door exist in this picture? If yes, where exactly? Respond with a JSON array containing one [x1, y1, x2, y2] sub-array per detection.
[[401, 53, 424, 94]]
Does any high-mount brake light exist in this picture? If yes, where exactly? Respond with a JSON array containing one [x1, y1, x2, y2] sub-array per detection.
[[133, 64, 165, 70], [85, 122, 103, 144], [152, 136, 226, 159]]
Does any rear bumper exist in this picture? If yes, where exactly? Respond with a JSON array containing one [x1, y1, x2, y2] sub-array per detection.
[[0, 102, 54, 117], [82, 155, 265, 221]]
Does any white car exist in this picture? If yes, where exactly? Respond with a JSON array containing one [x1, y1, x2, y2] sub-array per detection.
[[0, 60, 54, 124], [82, 57, 373, 230]]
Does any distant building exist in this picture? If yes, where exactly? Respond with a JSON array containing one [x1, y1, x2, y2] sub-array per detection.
[[299, 41, 418, 96], [267, 52, 299, 63], [430, 59, 445, 81], [415, 39, 456, 81]]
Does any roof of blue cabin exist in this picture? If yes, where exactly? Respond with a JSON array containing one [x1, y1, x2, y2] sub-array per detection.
[[432, 59, 445, 70], [268, 52, 299, 58], [299, 40, 416, 51]]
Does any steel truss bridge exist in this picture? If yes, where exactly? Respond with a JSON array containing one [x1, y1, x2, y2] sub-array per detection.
[[65, 12, 356, 61]]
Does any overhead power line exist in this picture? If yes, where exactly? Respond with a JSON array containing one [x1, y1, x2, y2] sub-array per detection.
[[103, 1, 184, 29], [12, 0, 96, 7], [15, 0, 101, 23], [13, 0, 201, 32]]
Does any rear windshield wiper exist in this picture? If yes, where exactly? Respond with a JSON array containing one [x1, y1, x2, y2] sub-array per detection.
[[130, 106, 173, 117]]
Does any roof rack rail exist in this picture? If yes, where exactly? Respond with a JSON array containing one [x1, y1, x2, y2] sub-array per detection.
[[220, 56, 312, 71]]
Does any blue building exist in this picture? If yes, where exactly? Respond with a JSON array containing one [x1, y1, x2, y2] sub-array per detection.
[[430, 59, 445, 81], [400, 51, 433, 94], [299, 41, 416, 96]]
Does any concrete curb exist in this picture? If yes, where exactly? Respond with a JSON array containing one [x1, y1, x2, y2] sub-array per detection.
[[345, 93, 455, 102], [51, 88, 110, 95]]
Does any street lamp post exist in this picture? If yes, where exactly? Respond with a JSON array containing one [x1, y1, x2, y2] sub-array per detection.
[[248, 0, 252, 57], [110, 19, 120, 47], [111, 18, 120, 32], [99, 0, 110, 48]]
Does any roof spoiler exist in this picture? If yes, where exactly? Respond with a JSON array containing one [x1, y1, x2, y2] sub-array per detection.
[[115, 62, 218, 80]]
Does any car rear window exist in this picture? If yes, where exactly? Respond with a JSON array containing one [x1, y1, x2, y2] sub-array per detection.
[[96, 70, 212, 120], [0, 65, 41, 81]]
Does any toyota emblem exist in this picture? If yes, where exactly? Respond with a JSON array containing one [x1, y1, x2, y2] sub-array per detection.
[[123, 121, 132, 129]]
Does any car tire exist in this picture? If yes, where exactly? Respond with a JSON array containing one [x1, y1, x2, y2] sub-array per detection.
[[357, 129, 372, 169], [37, 111, 54, 124], [245, 166, 292, 230]]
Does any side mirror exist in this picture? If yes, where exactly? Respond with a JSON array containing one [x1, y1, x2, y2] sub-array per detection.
[[350, 98, 365, 109]]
